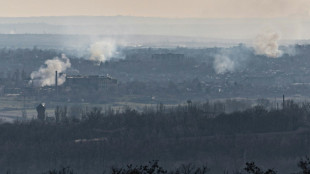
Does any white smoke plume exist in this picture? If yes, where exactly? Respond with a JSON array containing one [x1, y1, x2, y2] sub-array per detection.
[[254, 31, 282, 58], [213, 55, 235, 74], [281, 45, 297, 56], [30, 54, 71, 87], [89, 41, 118, 62]]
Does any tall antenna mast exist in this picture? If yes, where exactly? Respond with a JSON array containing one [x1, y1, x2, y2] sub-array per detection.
[[55, 71, 58, 97]]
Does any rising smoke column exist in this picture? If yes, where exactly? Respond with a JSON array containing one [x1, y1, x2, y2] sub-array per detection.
[[254, 31, 282, 58], [30, 54, 71, 87], [213, 55, 235, 74], [89, 41, 118, 62]]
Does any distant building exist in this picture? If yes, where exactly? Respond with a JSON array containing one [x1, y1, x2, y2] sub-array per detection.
[[0, 85, 4, 96], [36, 103, 46, 120], [65, 75, 117, 91], [151, 53, 185, 61]]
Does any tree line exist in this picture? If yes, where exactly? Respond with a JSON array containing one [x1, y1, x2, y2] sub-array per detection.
[[0, 99, 309, 173]]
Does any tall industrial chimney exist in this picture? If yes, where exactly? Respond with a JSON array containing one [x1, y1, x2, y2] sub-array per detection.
[[282, 94, 285, 109], [55, 71, 58, 95]]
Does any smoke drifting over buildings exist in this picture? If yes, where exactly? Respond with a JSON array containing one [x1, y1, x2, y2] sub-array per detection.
[[254, 31, 282, 58], [89, 41, 118, 62], [213, 55, 235, 74], [30, 54, 71, 87]]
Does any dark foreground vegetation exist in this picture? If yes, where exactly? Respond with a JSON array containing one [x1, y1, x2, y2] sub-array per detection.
[[1, 100, 310, 174], [44, 157, 310, 174]]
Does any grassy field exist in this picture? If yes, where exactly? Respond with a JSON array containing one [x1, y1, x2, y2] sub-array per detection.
[[0, 95, 181, 122], [0, 94, 309, 123]]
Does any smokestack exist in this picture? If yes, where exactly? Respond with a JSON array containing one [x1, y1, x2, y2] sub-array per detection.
[[30, 54, 71, 87], [55, 71, 58, 95], [283, 94, 285, 109]]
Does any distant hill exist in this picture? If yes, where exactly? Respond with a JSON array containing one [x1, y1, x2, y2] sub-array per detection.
[[0, 16, 308, 41], [0, 34, 247, 49]]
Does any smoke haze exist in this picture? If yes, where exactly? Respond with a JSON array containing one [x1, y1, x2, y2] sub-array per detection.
[[89, 41, 118, 62], [30, 54, 71, 87], [254, 31, 282, 58], [213, 55, 235, 74]]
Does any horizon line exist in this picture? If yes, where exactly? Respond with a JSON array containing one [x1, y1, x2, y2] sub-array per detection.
[[0, 15, 303, 20]]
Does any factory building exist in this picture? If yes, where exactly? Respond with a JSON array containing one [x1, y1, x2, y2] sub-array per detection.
[[65, 75, 117, 91], [151, 53, 185, 61]]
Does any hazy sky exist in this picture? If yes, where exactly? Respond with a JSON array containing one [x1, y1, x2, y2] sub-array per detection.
[[1, 0, 310, 18]]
